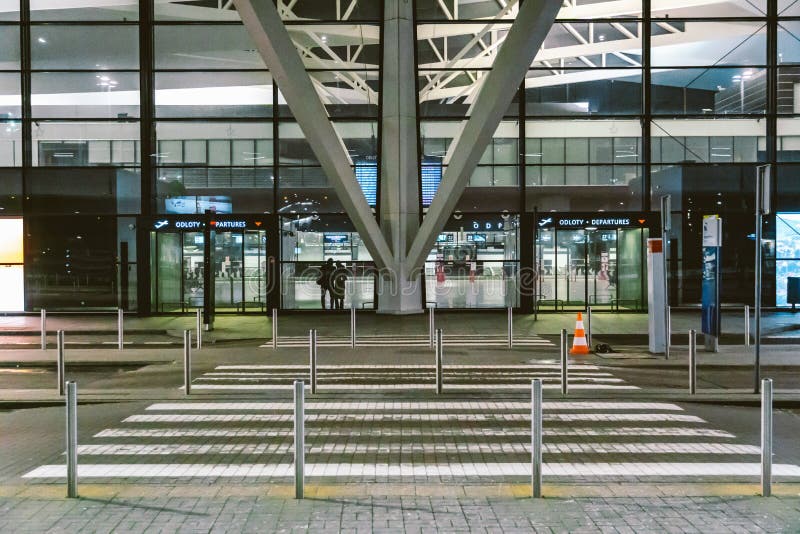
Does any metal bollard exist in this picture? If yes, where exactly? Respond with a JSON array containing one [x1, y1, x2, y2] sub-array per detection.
[[272, 308, 278, 349], [761, 378, 773, 497], [666, 305, 672, 360], [183, 330, 192, 395], [196, 309, 202, 350], [689, 329, 697, 395], [586, 307, 592, 349], [531, 378, 543, 498], [294, 380, 305, 499], [66, 381, 78, 498], [429, 307, 435, 349], [435, 328, 443, 394], [507, 306, 513, 349], [745, 305, 751, 348], [117, 308, 124, 351], [57, 330, 66, 396], [560, 329, 568, 396], [309, 329, 317, 395], [351, 307, 356, 348], [40, 309, 47, 350]]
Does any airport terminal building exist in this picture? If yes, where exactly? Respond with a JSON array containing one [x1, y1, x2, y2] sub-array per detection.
[[0, 0, 799, 315]]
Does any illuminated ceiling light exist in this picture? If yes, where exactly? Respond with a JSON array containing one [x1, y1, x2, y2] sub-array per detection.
[[37, 37, 47, 44]]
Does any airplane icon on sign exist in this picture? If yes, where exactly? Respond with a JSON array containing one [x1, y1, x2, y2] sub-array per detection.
[[154, 220, 169, 229], [538, 217, 552, 227]]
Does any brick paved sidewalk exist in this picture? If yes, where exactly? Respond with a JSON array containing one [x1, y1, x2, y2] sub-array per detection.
[[2, 489, 800, 533]]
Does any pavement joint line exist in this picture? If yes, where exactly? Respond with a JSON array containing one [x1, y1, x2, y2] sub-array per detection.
[[144, 401, 686, 411]]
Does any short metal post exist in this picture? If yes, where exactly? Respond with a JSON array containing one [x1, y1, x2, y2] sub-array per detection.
[[309, 329, 317, 395], [531, 378, 543, 498], [435, 328, 443, 394], [689, 329, 697, 395], [666, 305, 672, 360], [183, 330, 192, 395], [117, 308, 124, 351], [560, 328, 568, 396], [57, 330, 65, 396], [586, 306, 592, 349], [196, 309, 202, 350], [66, 381, 78, 498], [429, 307, 435, 349], [761, 378, 773, 497], [294, 380, 305, 499], [350, 307, 356, 348], [40, 309, 47, 350], [272, 308, 278, 349], [745, 305, 751, 347], [507, 306, 513, 349]]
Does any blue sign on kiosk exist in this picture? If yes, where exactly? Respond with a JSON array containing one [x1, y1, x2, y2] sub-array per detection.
[[701, 215, 722, 352]]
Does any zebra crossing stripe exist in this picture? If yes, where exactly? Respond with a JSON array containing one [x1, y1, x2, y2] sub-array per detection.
[[73, 442, 762, 456], [94, 426, 736, 439], [22, 462, 800, 479], [123, 413, 704, 423], [145, 402, 684, 412]]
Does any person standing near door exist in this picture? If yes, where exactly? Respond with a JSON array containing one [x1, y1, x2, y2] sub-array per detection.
[[317, 258, 336, 309], [332, 261, 348, 309]]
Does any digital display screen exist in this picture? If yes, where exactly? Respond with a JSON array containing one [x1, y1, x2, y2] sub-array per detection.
[[437, 233, 454, 242], [355, 160, 377, 206], [165, 196, 232, 214], [468, 234, 487, 243], [422, 156, 442, 207], [324, 234, 349, 245]]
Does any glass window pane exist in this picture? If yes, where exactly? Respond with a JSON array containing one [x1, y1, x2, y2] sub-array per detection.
[[155, 72, 273, 118], [566, 166, 588, 185], [565, 138, 588, 164], [651, 21, 765, 67], [111, 140, 137, 165], [0, 2, 19, 21], [0, 121, 22, 166], [88, 140, 111, 164], [589, 138, 613, 163], [0, 26, 20, 68], [526, 69, 642, 116], [156, 122, 273, 165], [31, 0, 139, 21], [0, 169, 22, 213], [32, 72, 139, 119], [32, 121, 140, 167], [542, 138, 565, 164], [26, 168, 141, 214], [652, 68, 767, 115], [155, 25, 265, 69], [183, 140, 206, 164], [0, 73, 20, 118], [31, 25, 139, 69], [209, 140, 230, 166], [654, 0, 765, 16]]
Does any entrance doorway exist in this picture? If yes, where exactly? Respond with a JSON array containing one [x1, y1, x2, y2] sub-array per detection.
[[535, 214, 652, 311], [149, 218, 268, 313]]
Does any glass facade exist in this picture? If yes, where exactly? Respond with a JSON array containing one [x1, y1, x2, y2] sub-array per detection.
[[0, 0, 796, 311]]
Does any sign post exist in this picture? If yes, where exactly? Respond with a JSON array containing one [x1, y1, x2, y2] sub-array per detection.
[[701, 215, 722, 352], [660, 195, 671, 359], [754, 165, 771, 393], [646, 239, 666, 354]]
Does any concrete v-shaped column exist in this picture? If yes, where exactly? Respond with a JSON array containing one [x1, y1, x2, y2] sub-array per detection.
[[406, 0, 561, 273], [234, 0, 394, 271], [377, 0, 423, 314]]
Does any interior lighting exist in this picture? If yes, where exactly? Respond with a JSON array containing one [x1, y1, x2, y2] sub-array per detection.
[[37, 37, 47, 44]]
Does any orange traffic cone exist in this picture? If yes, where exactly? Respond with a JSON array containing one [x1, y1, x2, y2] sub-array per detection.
[[570, 312, 590, 355]]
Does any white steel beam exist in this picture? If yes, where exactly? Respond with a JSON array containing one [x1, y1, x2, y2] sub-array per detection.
[[233, 0, 394, 270], [406, 0, 560, 273]]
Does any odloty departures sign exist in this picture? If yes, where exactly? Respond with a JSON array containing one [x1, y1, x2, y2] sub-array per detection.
[[536, 212, 657, 229], [148, 217, 266, 231]]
